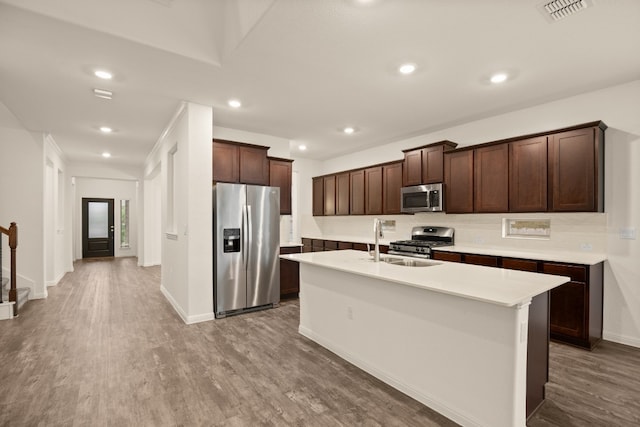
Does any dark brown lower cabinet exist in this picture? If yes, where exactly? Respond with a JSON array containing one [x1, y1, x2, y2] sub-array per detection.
[[280, 246, 301, 298], [432, 251, 462, 263], [543, 262, 603, 349]]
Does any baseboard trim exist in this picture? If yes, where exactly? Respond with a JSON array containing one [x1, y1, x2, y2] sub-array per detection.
[[298, 325, 479, 427], [46, 272, 66, 288], [160, 285, 188, 323], [159, 285, 215, 325], [603, 331, 640, 349]]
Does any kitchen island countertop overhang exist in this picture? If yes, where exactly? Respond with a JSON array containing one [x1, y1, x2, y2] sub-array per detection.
[[281, 249, 569, 307]]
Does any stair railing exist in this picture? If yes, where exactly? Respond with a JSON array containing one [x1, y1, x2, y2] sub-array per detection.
[[0, 222, 18, 316]]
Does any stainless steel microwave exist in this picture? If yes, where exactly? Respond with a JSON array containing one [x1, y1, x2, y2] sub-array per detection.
[[401, 183, 444, 213]]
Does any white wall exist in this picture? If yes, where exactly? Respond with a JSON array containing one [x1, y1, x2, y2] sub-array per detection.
[[213, 125, 291, 159], [145, 102, 213, 324], [142, 166, 162, 267], [0, 101, 45, 299], [43, 135, 71, 288], [298, 80, 640, 348], [72, 177, 139, 260]]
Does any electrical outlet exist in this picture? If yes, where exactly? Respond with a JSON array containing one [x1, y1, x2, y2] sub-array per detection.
[[347, 306, 353, 320], [619, 227, 637, 240], [580, 243, 593, 251]]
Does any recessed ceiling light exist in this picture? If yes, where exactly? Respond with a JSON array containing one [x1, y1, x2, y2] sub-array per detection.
[[228, 99, 242, 108], [102, 152, 111, 158], [343, 127, 355, 135], [99, 126, 112, 133], [399, 63, 417, 75], [95, 70, 113, 80], [298, 145, 307, 151], [490, 73, 508, 84]]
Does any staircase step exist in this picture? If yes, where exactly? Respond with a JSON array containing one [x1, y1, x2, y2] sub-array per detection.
[[1, 287, 30, 310]]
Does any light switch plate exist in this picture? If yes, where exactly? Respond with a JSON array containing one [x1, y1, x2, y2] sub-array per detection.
[[619, 227, 637, 240]]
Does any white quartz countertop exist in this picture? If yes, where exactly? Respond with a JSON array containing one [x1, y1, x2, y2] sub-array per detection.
[[280, 242, 304, 248], [282, 250, 569, 307], [434, 245, 606, 265]]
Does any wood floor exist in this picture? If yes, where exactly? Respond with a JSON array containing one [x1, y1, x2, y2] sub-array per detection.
[[0, 257, 638, 426]]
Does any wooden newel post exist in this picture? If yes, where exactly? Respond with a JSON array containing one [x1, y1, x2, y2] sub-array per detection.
[[8, 222, 18, 317]]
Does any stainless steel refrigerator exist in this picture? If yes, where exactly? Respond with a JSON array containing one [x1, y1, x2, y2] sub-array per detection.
[[213, 183, 280, 318]]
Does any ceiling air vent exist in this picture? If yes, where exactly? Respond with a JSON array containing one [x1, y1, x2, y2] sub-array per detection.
[[539, 0, 592, 22]]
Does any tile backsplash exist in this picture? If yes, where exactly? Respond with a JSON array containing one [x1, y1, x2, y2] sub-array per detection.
[[300, 212, 607, 254]]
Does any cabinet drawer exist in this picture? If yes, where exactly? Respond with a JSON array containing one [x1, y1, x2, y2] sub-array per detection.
[[542, 263, 586, 283], [352, 243, 369, 251], [338, 242, 353, 250], [280, 246, 302, 255], [311, 239, 324, 252], [464, 254, 499, 267], [502, 258, 539, 272], [432, 252, 462, 263], [324, 240, 339, 250]]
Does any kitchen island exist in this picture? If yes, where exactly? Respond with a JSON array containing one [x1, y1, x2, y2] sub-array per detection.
[[281, 250, 570, 427]]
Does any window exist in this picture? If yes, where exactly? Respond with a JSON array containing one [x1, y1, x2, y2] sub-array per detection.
[[120, 199, 130, 248]]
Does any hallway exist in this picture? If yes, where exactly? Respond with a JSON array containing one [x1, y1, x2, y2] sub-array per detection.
[[0, 258, 638, 426]]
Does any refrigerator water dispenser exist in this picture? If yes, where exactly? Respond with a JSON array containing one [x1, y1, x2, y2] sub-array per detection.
[[223, 228, 241, 253]]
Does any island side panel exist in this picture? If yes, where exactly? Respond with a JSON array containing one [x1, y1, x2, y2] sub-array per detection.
[[298, 263, 530, 427]]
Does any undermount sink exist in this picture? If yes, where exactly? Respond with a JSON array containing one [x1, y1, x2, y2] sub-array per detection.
[[381, 257, 441, 267]]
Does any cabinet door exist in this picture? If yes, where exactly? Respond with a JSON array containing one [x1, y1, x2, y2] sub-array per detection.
[[422, 145, 445, 184], [239, 146, 269, 185], [464, 254, 499, 267], [336, 172, 350, 215], [548, 128, 596, 212], [383, 162, 403, 214], [509, 137, 547, 212], [312, 177, 324, 216], [269, 159, 293, 215], [403, 149, 422, 186], [324, 175, 336, 216], [279, 247, 301, 297], [444, 150, 474, 213], [543, 263, 587, 340], [365, 166, 383, 215], [432, 251, 462, 263], [350, 170, 365, 215], [474, 144, 509, 213], [212, 141, 239, 183]]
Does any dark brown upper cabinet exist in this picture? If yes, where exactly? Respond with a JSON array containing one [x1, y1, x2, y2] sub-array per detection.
[[383, 161, 403, 214], [312, 177, 324, 216], [402, 141, 458, 186], [212, 141, 239, 183], [509, 136, 548, 212], [213, 139, 269, 186], [474, 143, 509, 213], [548, 125, 604, 212], [365, 166, 383, 215], [239, 145, 269, 185], [269, 157, 293, 215], [336, 172, 350, 215], [350, 169, 365, 215], [444, 149, 474, 213], [324, 175, 336, 216]]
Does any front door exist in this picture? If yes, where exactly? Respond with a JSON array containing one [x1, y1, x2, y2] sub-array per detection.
[[82, 198, 114, 258]]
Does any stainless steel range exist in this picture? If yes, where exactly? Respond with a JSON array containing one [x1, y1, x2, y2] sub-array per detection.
[[389, 226, 454, 259]]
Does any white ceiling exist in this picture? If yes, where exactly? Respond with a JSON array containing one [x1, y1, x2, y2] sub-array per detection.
[[1, 0, 639, 166]]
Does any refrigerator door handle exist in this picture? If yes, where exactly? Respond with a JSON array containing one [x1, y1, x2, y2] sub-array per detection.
[[242, 204, 248, 268], [246, 204, 252, 267]]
